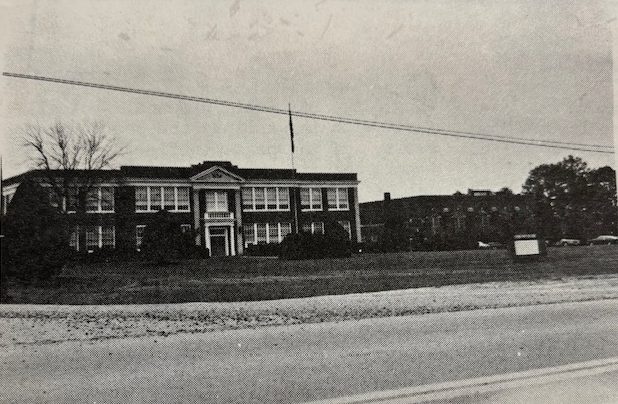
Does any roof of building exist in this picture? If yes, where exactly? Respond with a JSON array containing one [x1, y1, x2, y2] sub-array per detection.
[[3, 161, 357, 186], [2, 169, 123, 187], [360, 192, 533, 224]]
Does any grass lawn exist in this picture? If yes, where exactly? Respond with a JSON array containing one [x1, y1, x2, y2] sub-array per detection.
[[6, 245, 618, 304]]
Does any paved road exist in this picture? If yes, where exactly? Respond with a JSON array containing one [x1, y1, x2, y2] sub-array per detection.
[[1, 300, 618, 403]]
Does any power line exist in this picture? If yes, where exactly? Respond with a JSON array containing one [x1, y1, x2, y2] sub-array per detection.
[[2, 72, 614, 154]]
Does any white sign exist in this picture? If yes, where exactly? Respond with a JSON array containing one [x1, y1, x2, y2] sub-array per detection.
[[514, 239, 540, 256]]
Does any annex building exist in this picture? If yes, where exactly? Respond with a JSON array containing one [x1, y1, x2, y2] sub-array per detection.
[[2, 161, 361, 256], [360, 189, 536, 250]]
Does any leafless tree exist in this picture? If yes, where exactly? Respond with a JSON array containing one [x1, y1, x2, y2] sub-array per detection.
[[20, 121, 127, 212]]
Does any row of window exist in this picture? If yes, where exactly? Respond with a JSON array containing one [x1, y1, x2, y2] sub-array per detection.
[[69, 221, 352, 251], [300, 221, 352, 239], [135, 186, 191, 212], [440, 206, 522, 213], [242, 187, 290, 211], [50, 186, 351, 213], [300, 187, 349, 211], [243, 222, 293, 246], [69, 225, 116, 251], [51, 187, 115, 213]]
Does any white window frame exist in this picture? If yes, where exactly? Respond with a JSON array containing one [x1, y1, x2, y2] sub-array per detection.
[[135, 186, 191, 213], [242, 187, 291, 212], [243, 222, 292, 247], [205, 190, 228, 212], [301, 187, 323, 211], [303, 222, 325, 235], [69, 225, 80, 251], [85, 225, 116, 251], [86, 187, 115, 213], [135, 225, 146, 249], [327, 187, 349, 211], [180, 224, 192, 233]]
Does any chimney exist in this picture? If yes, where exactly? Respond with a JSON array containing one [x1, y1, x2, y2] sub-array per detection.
[[384, 192, 391, 202]]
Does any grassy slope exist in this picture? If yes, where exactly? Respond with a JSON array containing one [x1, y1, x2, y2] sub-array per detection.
[[6, 246, 618, 304]]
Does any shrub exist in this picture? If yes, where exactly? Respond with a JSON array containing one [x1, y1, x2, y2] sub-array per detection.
[[280, 221, 351, 260], [141, 210, 202, 263], [379, 212, 409, 252], [2, 179, 71, 285]]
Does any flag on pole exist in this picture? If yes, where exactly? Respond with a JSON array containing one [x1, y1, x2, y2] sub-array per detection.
[[288, 104, 294, 154]]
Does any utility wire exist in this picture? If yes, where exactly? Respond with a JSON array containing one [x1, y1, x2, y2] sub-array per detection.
[[3, 72, 614, 154]]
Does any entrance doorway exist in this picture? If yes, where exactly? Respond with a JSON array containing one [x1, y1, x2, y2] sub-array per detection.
[[208, 227, 228, 256]]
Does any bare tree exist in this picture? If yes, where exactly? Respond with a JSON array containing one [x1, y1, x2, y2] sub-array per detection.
[[21, 121, 127, 212]]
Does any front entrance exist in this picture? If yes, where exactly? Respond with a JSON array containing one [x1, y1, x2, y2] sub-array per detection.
[[208, 227, 229, 256]]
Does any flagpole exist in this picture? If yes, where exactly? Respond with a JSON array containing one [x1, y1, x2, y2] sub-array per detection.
[[288, 104, 299, 234], [289, 103, 295, 170]]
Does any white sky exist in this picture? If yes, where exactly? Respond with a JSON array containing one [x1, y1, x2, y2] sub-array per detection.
[[0, 0, 614, 202]]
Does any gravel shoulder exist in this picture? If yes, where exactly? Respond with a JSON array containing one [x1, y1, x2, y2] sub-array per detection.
[[2, 274, 618, 347]]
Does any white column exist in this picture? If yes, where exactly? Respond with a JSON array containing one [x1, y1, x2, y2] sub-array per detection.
[[229, 224, 235, 256], [235, 189, 243, 255], [193, 188, 201, 246], [204, 223, 211, 253], [353, 187, 362, 243]]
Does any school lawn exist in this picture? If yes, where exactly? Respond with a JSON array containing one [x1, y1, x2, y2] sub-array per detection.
[[5, 244, 618, 305]]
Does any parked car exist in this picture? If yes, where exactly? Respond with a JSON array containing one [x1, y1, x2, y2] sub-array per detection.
[[478, 241, 505, 249], [556, 238, 582, 247], [588, 235, 618, 245]]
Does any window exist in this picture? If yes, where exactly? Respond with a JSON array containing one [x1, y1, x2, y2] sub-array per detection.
[[302, 222, 324, 235], [180, 224, 192, 233], [266, 188, 277, 210], [243, 222, 293, 246], [85, 225, 116, 250], [256, 223, 267, 244], [338, 221, 352, 239], [69, 226, 79, 251], [164, 187, 176, 211], [85, 226, 99, 250], [136, 187, 148, 211], [268, 222, 279, 242], [278, 188, 290, 210], [135, 186, 191, 212], [327, 188, 349, 210], [241, 187, 290, 211], [102, 226, 115, 248], [206, 191, 228, 212], [177, 188, 190, 211], [48, 190, 61, 209], [150, 187, 162, 210], [301, 187, 322, 211], [280, 222, 292, 240], [100, 187, 114, 212], [86, 187, 115, 213], [242, 188, 253, 210], [67, 188, 78, 212], [254, 188, 265, 210], [135, 225, 146, 248]]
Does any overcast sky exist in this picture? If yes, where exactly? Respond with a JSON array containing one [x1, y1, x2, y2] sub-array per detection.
[[0, 0, 614, 202]]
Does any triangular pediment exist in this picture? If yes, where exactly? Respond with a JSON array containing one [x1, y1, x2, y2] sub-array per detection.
[[190, 166, 244, 183]]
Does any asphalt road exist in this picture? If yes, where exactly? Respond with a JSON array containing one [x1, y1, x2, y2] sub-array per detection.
[[2, 299, 618, 403]]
